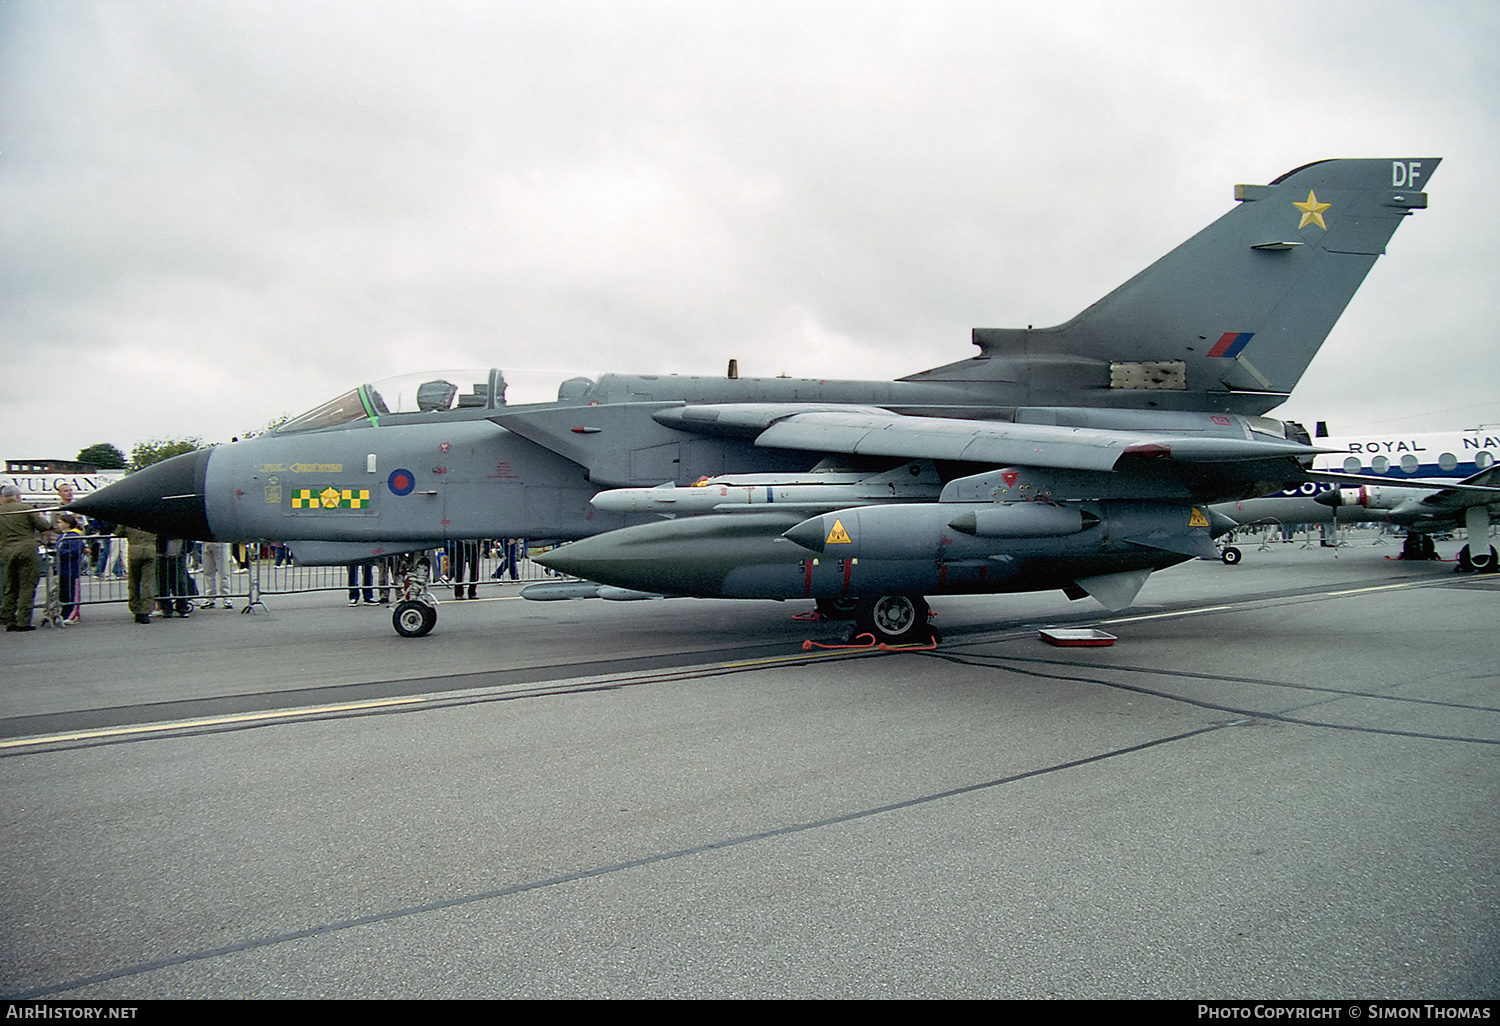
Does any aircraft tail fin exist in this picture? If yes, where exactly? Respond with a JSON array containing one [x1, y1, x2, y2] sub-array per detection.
[[904, 158, 1439, 414]]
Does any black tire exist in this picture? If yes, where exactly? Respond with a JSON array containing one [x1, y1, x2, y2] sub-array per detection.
[[855, 594, 931, 645], [393, 599, 437, 638], [1221, 546, 1242, 566], [1456, 545, 1474, 573], [815, 597, 860, 621], [1473, 545, 1499, 573]]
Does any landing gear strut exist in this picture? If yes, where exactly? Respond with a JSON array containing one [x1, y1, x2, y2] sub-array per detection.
[[1456, 506, 1497, 574], [1456, 545, 1499, 574], [391, 554, 439, 636]]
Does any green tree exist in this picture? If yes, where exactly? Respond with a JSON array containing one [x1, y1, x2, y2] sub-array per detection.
[[129, 438, 203, 473], [239, 414, 289, 440], [75, 442, 127, 470]]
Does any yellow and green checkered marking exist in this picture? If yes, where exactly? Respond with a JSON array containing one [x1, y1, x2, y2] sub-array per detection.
[[291, 486, 372, 510]]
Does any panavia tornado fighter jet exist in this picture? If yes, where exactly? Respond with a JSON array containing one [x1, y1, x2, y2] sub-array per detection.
[[72, 158, 1438, 639]]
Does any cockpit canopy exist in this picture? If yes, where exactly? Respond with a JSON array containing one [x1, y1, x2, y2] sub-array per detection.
[[276, 369, 502, 434], [275, 369, 604, 434]]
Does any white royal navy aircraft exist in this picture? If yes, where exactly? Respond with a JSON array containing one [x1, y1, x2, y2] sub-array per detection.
[[1213, 427, 1500, 570]]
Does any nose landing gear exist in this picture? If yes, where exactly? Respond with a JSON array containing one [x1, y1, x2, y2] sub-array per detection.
[[391, 555, 439, 636]]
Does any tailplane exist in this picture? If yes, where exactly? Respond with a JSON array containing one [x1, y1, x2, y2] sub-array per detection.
[[906, 158, 1439, 414]]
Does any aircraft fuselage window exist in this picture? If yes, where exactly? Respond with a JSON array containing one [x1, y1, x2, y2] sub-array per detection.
[[1439, 452, 1458, 472], [1400, 454, 1420, 473], [1477, 451, 1495, 470], [1343, 456, 1362, 474], [1371, 456, 1390, 473]]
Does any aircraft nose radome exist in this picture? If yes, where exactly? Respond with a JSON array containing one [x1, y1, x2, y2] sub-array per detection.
[[68, 448, 214, 540]]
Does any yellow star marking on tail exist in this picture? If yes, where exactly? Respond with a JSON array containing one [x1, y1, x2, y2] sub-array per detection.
[[1293, 189, 1330, 230], [825, 519, 852, 544]]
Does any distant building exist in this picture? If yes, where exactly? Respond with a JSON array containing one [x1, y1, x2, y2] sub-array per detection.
[[2, 459, 124, 505], [6, 459, 100, 474]]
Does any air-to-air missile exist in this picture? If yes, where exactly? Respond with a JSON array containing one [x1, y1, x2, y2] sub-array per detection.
[[68, 158, 1440, 637], [588, 462, 944, 516]]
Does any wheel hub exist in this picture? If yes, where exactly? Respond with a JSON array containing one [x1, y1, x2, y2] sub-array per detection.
[[872, 596, 916, 635]]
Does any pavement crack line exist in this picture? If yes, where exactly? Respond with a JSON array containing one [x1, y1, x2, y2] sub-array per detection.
[[919, 652, 1500, 746], [13, 719, 1223, 998], [950, 651, 1500, 715]]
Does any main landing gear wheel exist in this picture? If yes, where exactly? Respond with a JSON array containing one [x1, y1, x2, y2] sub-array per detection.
[[1220, 546, 1242, 565], [393, 599, 438, 637], [853, 594, 935, 645], [1457, 544, 1499, 573]]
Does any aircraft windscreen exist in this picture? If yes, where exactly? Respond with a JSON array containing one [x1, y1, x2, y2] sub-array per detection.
[[276, 388, 369, 434]]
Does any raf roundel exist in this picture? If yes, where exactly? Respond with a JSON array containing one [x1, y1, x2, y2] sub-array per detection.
[[388, 469, 416, 496]]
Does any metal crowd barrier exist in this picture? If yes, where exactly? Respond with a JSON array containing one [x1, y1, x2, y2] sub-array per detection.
[[18, 536, 568, 622]]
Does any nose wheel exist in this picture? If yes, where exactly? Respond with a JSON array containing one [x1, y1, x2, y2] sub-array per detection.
[[393, 599, 438, 637], [390, 553, 439, 636]]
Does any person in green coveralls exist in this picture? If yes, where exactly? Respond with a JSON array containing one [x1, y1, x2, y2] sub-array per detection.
[[1, 483, 55, 631]]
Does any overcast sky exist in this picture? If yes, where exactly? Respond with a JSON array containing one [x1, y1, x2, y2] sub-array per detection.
[[2, 0, 1497, 463]]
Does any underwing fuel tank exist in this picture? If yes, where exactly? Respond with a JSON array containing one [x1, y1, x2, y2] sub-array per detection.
[[532, 500, 1218, 603], [782, 501, 1214, 561]]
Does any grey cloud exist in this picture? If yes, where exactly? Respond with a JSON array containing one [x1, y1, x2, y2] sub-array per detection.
[[1, 0, 1497, 457]]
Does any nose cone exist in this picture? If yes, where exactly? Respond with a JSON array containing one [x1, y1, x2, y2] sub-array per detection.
[[531, 512, 804, 597], [781, 516, 827, 553], [69, 447, 214, 540], [1313, 488, 1343, 508], [530, 541, 593, 578]]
